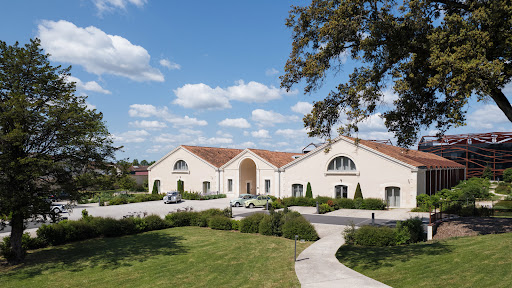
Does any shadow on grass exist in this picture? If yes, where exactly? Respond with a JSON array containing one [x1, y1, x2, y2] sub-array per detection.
[[2, 230, 187, 279], [336, 241, 452, 271]]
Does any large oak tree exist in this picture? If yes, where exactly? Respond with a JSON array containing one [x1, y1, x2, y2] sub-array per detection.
[[281, 0, 512, 147], [0, 39, 117, 264]]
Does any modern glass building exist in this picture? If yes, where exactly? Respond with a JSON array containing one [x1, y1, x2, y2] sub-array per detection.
[[418, 132, 512, 181]]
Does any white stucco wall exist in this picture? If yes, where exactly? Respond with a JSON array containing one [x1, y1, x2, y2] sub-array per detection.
[[148, 148, 218, 193], [222, 152, 277, 196], [281, 139, 419, 208]]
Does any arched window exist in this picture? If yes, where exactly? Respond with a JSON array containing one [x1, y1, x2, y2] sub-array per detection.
[[292, 184, 303, 197], [174, 160, 188, 171], [328, 156, 356, 171]]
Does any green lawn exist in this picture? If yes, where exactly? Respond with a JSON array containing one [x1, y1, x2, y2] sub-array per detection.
[[1, 227, 310, 288], [336, 233, 512, 288]]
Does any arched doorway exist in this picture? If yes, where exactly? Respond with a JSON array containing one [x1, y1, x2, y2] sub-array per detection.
[[239, 158, 256, 195]]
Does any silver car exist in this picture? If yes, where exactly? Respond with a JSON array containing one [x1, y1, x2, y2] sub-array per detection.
[[230, 194, 256, 207], [163, 191, 182, 204]]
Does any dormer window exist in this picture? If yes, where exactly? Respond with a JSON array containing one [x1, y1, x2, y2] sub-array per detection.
[[328, 156, 356, 171], [174, 160, 188, 171]]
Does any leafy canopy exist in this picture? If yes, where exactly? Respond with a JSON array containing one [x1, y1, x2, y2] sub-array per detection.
[[0, 39, 117, 263], [281, 0, 512, 147]]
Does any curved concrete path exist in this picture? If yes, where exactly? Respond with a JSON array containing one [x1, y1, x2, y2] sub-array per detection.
[[295, 226, 391, 288]]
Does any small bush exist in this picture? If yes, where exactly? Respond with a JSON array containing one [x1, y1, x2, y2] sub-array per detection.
[[495, 182, 512, 195], [240, 213, 265, 233], [395, 217, 424, 244], [1, 233, 46, 261], [258, 211, 284, 236], [231, 219, 241, 230], [354, 183, 363, 199], [271, 201, 284, 209], [281, 216, 319, 241], [164, 211, 198, 227], [305, 182, 313, 198], [336, 198, 355, 209], [144, 214, 167, 231], [208, 215, 233, 230], [352, 225, 395, 246], [504, 168, 512, 183], [319, 203, 334, 214], [354, 198, 364, 209], [196, 209, 225, 227], [363, 198, 386, 210]]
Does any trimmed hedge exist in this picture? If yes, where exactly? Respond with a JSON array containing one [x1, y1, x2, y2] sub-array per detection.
[[208, 215, 233, 230], [240, 213, 266, 233], [259, 211, 284, 236], [344, 217, 425, 247], [281, 217, 319, 241]]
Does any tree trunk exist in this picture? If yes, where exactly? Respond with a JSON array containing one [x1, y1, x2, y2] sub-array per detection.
[[9, 211, 25, 264], [490, 88, 512, 122]]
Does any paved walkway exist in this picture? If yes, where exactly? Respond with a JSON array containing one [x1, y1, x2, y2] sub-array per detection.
[[296, 224, 390, 288], [293, 207, 428, 287]]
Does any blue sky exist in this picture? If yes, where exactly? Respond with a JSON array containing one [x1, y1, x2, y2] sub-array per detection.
[[1, 0, 511, 162]]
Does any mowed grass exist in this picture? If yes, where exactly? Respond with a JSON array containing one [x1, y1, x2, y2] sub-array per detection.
[[336, 232, 512, 288], [0, 227, 310, 288]]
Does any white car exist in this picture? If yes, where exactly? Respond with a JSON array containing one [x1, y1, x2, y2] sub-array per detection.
[[50, 204, 67, 214], [163, 191, 182, 204]]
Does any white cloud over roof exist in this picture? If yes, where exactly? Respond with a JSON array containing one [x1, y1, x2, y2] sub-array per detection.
[[252, 109, 299, 127], [218, 118, 251, 128], [38, 20, 164, 82]]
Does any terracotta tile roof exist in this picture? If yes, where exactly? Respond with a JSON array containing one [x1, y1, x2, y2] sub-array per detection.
[[130, 166, 149, 172], [248, 149, 302, 168], [182, 145, 243, 168], [347, 138, 465, 169]]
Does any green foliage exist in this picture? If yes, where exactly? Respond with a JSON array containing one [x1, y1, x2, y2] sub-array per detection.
[[208, 215, 233, 230], [494, 200, 512, 210], [305, 182, 313, 198], [144, 214, 168, 231], [504, 168, 512, 183], [165, 211, 198, 227], [239, 213, 266, 233], [395, 217, 424, 245], [362, 198, 387, 210], [354, 183, 363, 199], [282, 0, 512, 148], [482, 166, 493, 180], [230, 219, 241, 231], [152, 180, 159, 195], [132, 159, 139, 166], [195, 209, 225, 227], [335, 198, 355, 209], [318, 203, 334, 214], [350, 225, 396, 247], [1, 233, 45, 261], [259, 211, 284, 236], [181, 191, 227, 200], [177, 179, 184, 194], [281, 216, 319, 241], [495, 182, 512, 195], [0, 39, 117, 264]]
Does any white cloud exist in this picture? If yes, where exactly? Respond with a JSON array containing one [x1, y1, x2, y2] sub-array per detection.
[[180, 128, 203, 135], [173, 80, 297, 109], [113, 130, 150, 143], [168, 116, 208, 127], [243, 131, 250, 136], [252, 109, 299, 127], [67, 76, 111, 94], [173, 83, 231, 110], [128, 104, 208, 127], [153, 133, 180, 143], [218, 118, 251, 128], [93, 0, 147, 15], [265, 68, 279, 76], [129, 104, 168, 117], [468, 104, 509, 129], [357, 131, 394, 141], [275, 128, 307, 139], [38, 20, 163, 82], [238, 141, 256, 148], [227, 80, 294, 103], [381, 88, 399, 106], [160, 59, 181, 70], [251, 129, 271, 139], [216, 131, 233, 138], [85, 102, 96, 111], [194, 137, 233, 145], [129, 120, 167, 130], [358, 113, 386, 131], [291, 101, 313, 114]]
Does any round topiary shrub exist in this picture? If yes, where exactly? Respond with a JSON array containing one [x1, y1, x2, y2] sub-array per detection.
[[208, 215, 233, 230], [353, 225, 396, 246], [145, 214, 168, 231], [281, 216, 319, 241], [240, 213, 265, 233]]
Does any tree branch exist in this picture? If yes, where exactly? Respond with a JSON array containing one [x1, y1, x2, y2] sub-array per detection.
[[490, 87, 512, 122]]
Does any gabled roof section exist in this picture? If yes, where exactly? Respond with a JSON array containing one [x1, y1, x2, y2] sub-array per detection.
[[182, 145, 243, 168], [281, 136, 465, 170], [354, 138, 464, 169], [248, 149, 302, 168]]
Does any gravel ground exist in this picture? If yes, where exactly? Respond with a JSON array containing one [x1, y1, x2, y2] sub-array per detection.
[[433, 217, 512, 240]]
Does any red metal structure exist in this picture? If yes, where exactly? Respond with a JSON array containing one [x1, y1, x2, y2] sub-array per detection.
[[418, 132, 512, 180]]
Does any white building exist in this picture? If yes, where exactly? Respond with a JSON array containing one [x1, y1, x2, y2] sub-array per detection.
[[148, 136, 465, 208]]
